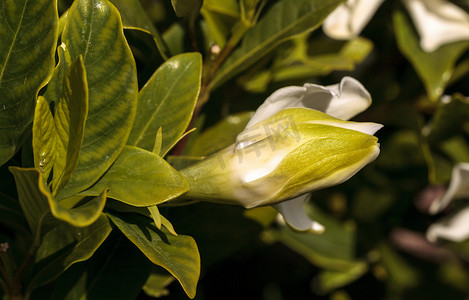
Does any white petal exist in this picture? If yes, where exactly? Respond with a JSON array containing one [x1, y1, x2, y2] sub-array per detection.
[[403, 0, 469, 52], [244, 86, 308, 128], [427, 206, 469, 242], [315, 77, 372, 120], [273, 194, 325, 233], [245, 77, 372, 130], [429, 163, 469, 214], [323, 0, 384, 40]]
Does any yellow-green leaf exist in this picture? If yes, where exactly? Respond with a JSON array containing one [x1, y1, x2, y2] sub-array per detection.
[[58, 0, 138, 198], [127, 53, 202, 155], [52, 56, 88, 195], [32, 97, 58, 180], [81, 146, 189, 207], [9, 167, 107, 228], [107, 211, 200, 299]]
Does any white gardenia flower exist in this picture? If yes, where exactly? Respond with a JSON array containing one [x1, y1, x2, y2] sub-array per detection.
[[180, 77, 382, 233], [403, 0, 469, 52], [323, 0, 384, 40], [427, 163, 469, 242], [323, 0, 469, 52]]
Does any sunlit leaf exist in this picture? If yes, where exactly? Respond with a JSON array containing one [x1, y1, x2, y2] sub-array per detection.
[[9, 167, 107, 228], [58, 0, 138, 198], [81, 146, 189, 207], [127, 53, 202, 155], [0, 0, 58, 166], [107, 211, 200, 299], [32, 97, 58, 180]]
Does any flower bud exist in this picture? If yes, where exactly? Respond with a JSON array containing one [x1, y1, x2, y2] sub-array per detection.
[[181, 77, 382, 232]]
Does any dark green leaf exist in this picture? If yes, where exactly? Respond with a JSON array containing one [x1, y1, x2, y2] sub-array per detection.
[[426, 94, 469, 144], [111, 0, 171, 59], [187, 111, 254, 156], [49, 233, 151, 300], [171, 0, 203, 18], [209, 0, 343, 90], [28, 214, 112, 292], [107, 211, 200, 299], [0, 0, 58, 166]]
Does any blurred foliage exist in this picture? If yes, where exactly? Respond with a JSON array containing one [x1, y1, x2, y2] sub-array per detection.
[[2, 0, 469, 299]]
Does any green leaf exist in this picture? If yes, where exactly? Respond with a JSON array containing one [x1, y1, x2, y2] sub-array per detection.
[[9, 167, 107, 229], [127, 53, 202, 155], [393, 8, 469, 101], [58, 0, 138, 198], [426, 94, 469, 144], [262, 203, 359, 271], [9, 167, 50, 235], [81, 146, 189, 207], [187, 111, 254, 156], [315, 263, 368, 294], [143, 269, 175, 298], [52, 56, 88, 195], [28, 214, 112, 292], [107, 211, 200, 299], [0, 0, 58, 166], [43, 43, 73, 105], [200, 0, 240, 47], [209, 0, 343, 90], [111, 0, 171, 59], [32, 97, 58, 180], [171, 0, 203, 18], [48, 233, 152, 300]]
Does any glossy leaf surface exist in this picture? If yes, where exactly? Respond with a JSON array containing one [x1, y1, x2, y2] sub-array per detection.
[[52, 56, 88, 195], [107, 211, 200, 299], [128, 53, 202, 155], [0, 0, 58, 166], [81, 146, 189, 206], [59, 0, 138, 198]]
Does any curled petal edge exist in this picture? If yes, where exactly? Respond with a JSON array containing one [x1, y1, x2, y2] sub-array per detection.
[[273, 194, 325, 234], [429, 163, 469, 214]]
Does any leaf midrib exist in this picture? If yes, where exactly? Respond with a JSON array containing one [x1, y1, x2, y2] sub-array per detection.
[[132, 61, 194, 147]]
